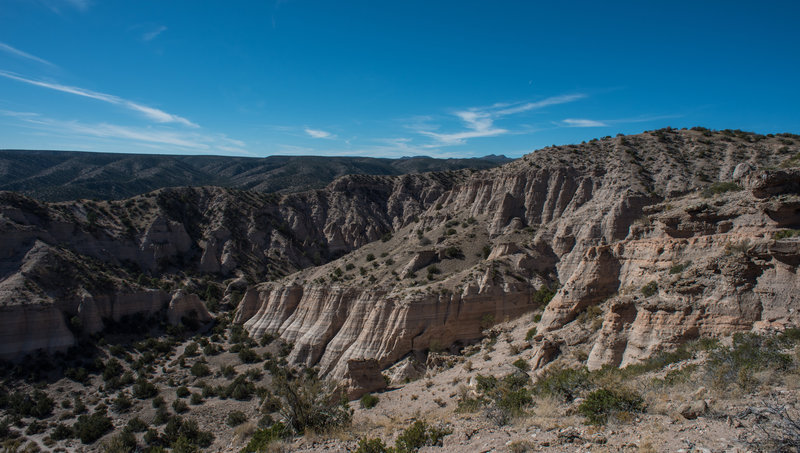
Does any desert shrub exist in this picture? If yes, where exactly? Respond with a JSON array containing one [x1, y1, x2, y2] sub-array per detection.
[[774, 229, 800, 240], [190, 393, 203, 405], [507, 440, 535, 453], [707, 332, 794, 390], [359, 393, 379, 409], [162, 416, 214, 450], [641, 281, 658, 297], [524, 327, 537, 342], [532, 285, 556, 305], [172, 399, 189, 414], [238, 347, 260, 364], [0, 389, 55, 419], [132, 377, 158, 399], [381, 232, 393, 242], [394, 420, 451, 452], [443, 246, 464, 259], [229, 325, 253, 345], [103, 430, 137, 452], [270, 370, 351, 434], [366, 253, 375, 262], [578, 388, 644, 425], [355, 437, 391, 453], [73, 411, 113, 444], [226, 375, 255, 401], [669, 262, 690, 274], [190, 361, 211, 377], [259, 333, 276, 346], [532, 367, 590, 402], [153, 406, 170, 426], [65, 366, 89, 383], [220, 364, 237, 379], [469, 372, 532, 425], [176, 386, 191, 398], [227, 410, 247, 427], [701, 181, 742, 198], [50, 423, 73, 440], [576, 305, 603, 326], [25, 420, 47, 435], [125, 417, 148, 433], [618, 343, 694, 378], [241, 422, 290, 452], [112, 392, 132, 412], [512, 359, 530, 372], [103, 358, 123, 382], [183, 342, 199, 357]]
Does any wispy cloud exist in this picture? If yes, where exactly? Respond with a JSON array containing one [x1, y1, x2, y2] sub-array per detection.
[[36, 0, 90, 14], [304, 127, 334, 139], [561, 118, 608, 127], [0, 42, 56, 67], [1, 110, 249, 155], [142, 26, 167, 42], [0, 70, 198, 127], [417, 93, 586, 146], [558, 114, 683, 128]]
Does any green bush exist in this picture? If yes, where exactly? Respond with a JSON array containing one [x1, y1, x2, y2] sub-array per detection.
[[707, 332, 795, 390], [112, 392, 132, 412], [360, 393, 379, 409], [669, 262, 690, 274], [132, 378, 158, 399], [238, 347, 260, 364], [774, 229, 800, 240], [190, 361, 211, 377], [512, 359, 530, 372], [103, 430, 137, 452], [125, 417, 148, 433], [271, 371, 351, 434], [701, 181, 742, 198], [73, 411, 113, 444], [443, 246, 464, 259], [0, 389, 55, 419], [161, 416, 214, 450], [50, 423, 74, 440], [227, 410, 248, 427], [220, 364, 237, 379], [240, 422, 290, 453], [578, 388, 644, 425], [532, 285, 556, 305], [524, 327, 537, 342], [394, 420, 451, 452], [176, 386, 191, 398], [355, 437, 391, 453], [172, 399, 189, 414], [641, 281, 658, 297], [532, 367, 590, 402]]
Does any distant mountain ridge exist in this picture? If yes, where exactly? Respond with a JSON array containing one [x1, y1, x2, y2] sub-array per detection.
[[0, 149, 511, 201]]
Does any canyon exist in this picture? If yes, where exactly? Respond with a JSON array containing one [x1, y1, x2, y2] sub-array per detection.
[[1, 127, 799, 395]]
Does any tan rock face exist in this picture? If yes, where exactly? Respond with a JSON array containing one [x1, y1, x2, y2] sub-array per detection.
[[238, 280, 536, 381], [167, 290, 213, 326]]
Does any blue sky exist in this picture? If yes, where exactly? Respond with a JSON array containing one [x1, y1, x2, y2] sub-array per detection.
[[0, 1, 798, 158]]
